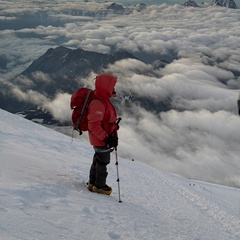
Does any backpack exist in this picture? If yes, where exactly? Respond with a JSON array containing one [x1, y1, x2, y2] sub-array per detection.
[[70, 87, 94, 135]]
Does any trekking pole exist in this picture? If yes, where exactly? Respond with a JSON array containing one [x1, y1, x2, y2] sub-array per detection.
[[115, 147, 122, 203], [71, 126, 75, 143], [114, 117, 122, 203]]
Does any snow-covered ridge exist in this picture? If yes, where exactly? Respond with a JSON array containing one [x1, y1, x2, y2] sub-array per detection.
[[1, 108, 240, 239]]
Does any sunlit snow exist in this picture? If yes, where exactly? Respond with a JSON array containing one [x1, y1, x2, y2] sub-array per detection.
[[1, 108, 240, 240]]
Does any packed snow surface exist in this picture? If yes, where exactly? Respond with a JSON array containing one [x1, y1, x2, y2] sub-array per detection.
[[0, 108, 240, 240]]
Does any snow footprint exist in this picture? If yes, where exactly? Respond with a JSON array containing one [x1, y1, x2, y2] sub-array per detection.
[[108, 231, 121, 239], [0, 207, 8, 212], [81, 206, 92, 217]]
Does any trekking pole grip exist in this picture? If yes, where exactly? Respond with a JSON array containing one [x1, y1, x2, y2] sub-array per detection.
[[116, 117, 122, 124]]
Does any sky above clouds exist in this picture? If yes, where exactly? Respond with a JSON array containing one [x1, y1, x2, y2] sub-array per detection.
[[0, 0, 240, 187]]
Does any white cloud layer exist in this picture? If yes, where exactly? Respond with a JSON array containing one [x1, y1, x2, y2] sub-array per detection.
[[119, 108, 240, 186], [44, 93, 72, 123]]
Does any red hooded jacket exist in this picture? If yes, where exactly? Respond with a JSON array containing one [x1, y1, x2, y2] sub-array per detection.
[[87, 73, 118, 146]]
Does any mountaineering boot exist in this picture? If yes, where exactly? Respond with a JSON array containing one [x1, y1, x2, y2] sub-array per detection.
[[87, 182, 95, 191], [92, 185, 112, 195]]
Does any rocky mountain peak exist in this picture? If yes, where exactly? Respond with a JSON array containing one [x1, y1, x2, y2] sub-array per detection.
[[183, 0, 199, 7], [212, 0, 237, 8]]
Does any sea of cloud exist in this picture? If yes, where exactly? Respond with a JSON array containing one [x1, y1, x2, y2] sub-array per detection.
[[0, 0, 240, 186]]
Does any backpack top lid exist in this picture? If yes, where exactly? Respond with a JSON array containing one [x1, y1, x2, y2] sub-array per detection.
[[70, 87, 92, 110]]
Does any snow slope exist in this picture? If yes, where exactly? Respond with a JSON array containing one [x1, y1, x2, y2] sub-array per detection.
[[0, 108, 240, 240]]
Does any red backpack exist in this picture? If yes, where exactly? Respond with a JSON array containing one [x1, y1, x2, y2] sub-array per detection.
[[70, 88, 94, 135]]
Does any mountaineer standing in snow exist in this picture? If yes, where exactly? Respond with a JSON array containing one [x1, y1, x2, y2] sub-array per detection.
[[87, 73, 119, 195]]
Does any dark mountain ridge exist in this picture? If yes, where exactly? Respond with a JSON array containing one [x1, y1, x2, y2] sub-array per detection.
[[23, 46, 135, 75], [0, 46, 140, 124], [212, 0, 237, 8], [21, 46, 137, 95]]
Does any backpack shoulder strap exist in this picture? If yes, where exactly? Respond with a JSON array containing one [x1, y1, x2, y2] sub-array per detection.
[[75, 89, 92, 132]]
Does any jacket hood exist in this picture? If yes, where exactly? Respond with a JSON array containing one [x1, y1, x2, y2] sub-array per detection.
[[95, 73, 117, 99]]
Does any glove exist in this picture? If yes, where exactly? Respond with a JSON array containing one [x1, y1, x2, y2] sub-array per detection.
[[104, 134, 118, 148], [115, 117, 121, 130]]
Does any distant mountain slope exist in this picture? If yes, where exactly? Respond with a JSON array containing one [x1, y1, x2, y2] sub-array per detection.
[[212, 0, 237, 8], [21, 46, 137, 95], [0, 47, 138, 123]]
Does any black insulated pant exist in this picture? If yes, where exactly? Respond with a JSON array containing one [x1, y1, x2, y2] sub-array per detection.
[[89, 149, 110, 188]]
